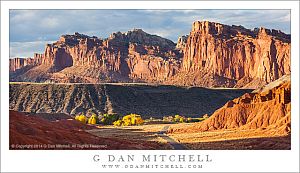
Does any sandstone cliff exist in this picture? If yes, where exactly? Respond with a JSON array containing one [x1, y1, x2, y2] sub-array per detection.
[[176, 35, 188, 50], [10, 21, 290, 88], [9, 57, 35, 72], [171, 21, 290, 88], [10, 30, 181, 83]]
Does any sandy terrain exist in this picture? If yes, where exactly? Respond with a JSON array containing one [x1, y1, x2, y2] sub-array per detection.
[[168, 128, 290, 150], [9, 111, 167, 150], [87, 123, 290, 150], [10, 110, 290, 150], [88, 124, 175, 150]]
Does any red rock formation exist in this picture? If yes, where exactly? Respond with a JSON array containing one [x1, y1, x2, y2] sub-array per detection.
[[176, 21, 290, 88], [33, 53, 44, 65], [126, 43, 181, 82], [12, 29, 181, 83], [10, 21, 290, 88], [169, 75, 291, 135], [176, 35, 188, 50], [31, 30, 180, 81], [9, 57, 36, 72]]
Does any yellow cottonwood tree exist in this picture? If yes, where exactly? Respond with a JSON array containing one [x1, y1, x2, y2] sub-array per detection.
[[88, 114, 98, 124]]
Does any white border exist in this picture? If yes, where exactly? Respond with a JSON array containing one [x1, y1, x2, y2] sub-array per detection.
[[1, 1, 299, 172]]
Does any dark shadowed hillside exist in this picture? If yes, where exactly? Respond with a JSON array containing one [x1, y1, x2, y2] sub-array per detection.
[[9, 83, 251, 118]]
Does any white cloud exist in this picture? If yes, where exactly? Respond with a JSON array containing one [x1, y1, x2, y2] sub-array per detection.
[[141, 9, 198, 14], [9, 10, 290, 57], [10, 40, 55, 58], [143, 27, 185, 41], [143, 28, 170, 38], [40, 17, 59, 29], [171, 10, 290, 32], [10, 10, 38, 22]]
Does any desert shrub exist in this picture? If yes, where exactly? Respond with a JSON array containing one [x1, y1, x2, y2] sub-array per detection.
[[162, 115, 189, 123], [174, 115, 181, 122], [173, 115, 187, 123], [100, 113, 119, 125], [179, 117, 185, 123], [163, 116, 174, 122], [189, 118, 201, 122], [75, 114, 87, 124], [88, 114, 98, 124]]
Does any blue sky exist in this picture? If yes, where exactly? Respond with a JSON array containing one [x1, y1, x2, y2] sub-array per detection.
[[10, 9, 290, 58]]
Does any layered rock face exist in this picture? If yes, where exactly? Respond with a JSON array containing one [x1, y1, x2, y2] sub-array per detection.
[[176, 21, 290, 88], [9, 53, 45, 72], [127, 42, 181, 82], [10, 30, 181, 83], [10, 21, 290, 88], [9, 58, 35, 72], [169, 75, 291, 135], [176, 35, 188, 50], [37, 32, 145, 72]]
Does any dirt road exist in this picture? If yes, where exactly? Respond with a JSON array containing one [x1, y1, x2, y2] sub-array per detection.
[[87, 124, 190, 150], [157, 125, 187, 150]]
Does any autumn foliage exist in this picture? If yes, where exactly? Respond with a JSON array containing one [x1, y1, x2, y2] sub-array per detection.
[[113, 114, 144, 126], [88, 114, 98, 124], [75, 114, 88, 124]]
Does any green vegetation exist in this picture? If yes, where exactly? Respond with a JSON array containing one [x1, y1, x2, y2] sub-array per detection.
[[162, 114, 188, 123], [174, 115, 185, 123], [100, 113, 119, 125], [162, 114, 210, 123]]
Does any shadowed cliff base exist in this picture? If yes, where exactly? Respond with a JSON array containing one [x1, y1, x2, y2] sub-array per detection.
[[9, 83, 251, 118]]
